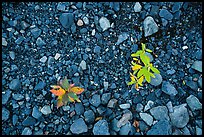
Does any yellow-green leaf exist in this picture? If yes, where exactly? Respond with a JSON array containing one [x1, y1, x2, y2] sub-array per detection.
[[137, 68, 145, 78], [68, 92, 81, 102], [146, 49, 152, 53], [127, 81, 136, 85], [61, 77, 69, 91], [133, 69, 139, 75], [140, 53, 150, 66], [138, 76, 144, 86], [143, 69, 151, 83], [132, 64, 142, 71], [150, 67, 160, 74], [142, 43, 146, 51], [131, 50, 143, 57], [57, 98, 64, 109], [131, 61, 137, 66], [149, 72, 155, 78]]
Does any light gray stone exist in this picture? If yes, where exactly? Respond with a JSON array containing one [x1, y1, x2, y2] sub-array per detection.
[[143, 16, 159, 37]]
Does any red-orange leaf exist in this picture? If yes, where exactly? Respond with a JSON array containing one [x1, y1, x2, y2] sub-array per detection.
[[50, 86, 66, 96], [70, 87, 84, 94]]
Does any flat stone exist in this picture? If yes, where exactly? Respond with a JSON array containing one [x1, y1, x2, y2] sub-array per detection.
[[150, 73, 162, 86], [107, 98, 117, 108], [59, 13, 74, 28], [136, 103, 144, 112], [70, 118, 88, 134], [169, 104, 189, 128], [22, 116, 36, 126], [134, 2, 142, 12], [93, 120, 110, 135], [143, 16, 159, 37], [162, 81, 178, 96], [2, 38, 8, 46], [116, 32, 129, 45], [104, 81, 109, 90], [186, 80, 198, 91], [166, 101, 174, 113], [2, 107, 10, 121], [99, 17, 110, 31], [89, 94, 101, 107], [34, 81, 46, 90], [79, 60, 86, 70], [12, 115, 18, 126], [147, 120, 172, 135], [119, 103, 131, 109], [117, 112, 132, 128], [150, 106, 169, 120], [22, 127, 32, 135], [57, 2, 66, 11], [186, 95, 202, 111], [32, 106, 42, 119], [9, 79, 21, 91], [159, 9, 173, 20], [75, 103, 84, 115], [139, 112, 153, 126], [2, 90, 12, 105], [191, 61, 202, 72], [12, 93, 24, 101], [41, 105, 51, 115]]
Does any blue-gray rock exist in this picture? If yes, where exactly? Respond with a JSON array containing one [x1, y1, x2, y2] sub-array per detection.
[[75, 103, 84, 115], [162, 81, 178, 96], [181, 126, 191, 135], [9, 51, 15, 60], [136, 103, 144, 112], [186, 95, 202, 111], [22, 116, 36, 126], [40, 105, 51, 115], [198, 77, 202, 88], [144, 100, 154, 111], [104, 81, 109, 91], [22, 127, 32, 135], [2, 107, 10, 121], [59, 13, 74, 28], [159, 9, 173, 20], [79, 60, 86, 70], [110, 2, 120, 12], [34, 81, 46, 90], [21, 21, 30, 29], [94, 45, 101, 54], [36, 37, 46, 46], [191, 61, 202, 72], [32, 106, 42, 119], [9, 79, 21, 91], [150, 73, 162, 86], [70, 118, 88, 134], [2, 90, 12, 105], [76, 2, 82, 9], [8, 20, 17, 27], [107, 98, 117, 108], [110, 118, 120, 132], [12, 93, 24, 101], [172, 2, 183, 13], [117, 111, 132, 128], [167, 69, 176, 75], [197, 38, 202, 49], [84, 110, 95, 123], [196, 126, 202, 135], [169, 104, 189, 128], [40, 56, 47, 63], [12, 115, 18, 126], [110, 83, 116, 89], [89, 94, 101, 107], [11, 64, 18, 72], [143, 16, 159, 37], [97, 106, 106, 115], [83, 16, 89, 25], [31, 27, 42, 38], [119, 103, 131, 109], [57, 2, 66, 11], [134, 2, 142, 12], [119, 121, 131, 135], [2, 37, 8, 46], [166, 101, 174, 113], [150, 106, 169, 120], [116, 32, 129, 45], [101, 93, 111, 105], [147, 120, 172, 135], [195, 50, 202, 60], [145, 52, 153, 62], [186, 80, 198, 91], [99, 17, 110, 31], [93, 120, 110, 135], [139, 112, 153, 126]]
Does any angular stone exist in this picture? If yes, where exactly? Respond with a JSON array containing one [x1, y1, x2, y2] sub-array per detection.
[[9, 79, 21, 91], [101, 93, 111, 105], [144, 100, 154, 111], [2, 38, 8, 46], [107, 98, 117, 108], [54, 53, 61, 60], [150, 106, 169, 120], [22, 127, 32, 135], [75, 103, 84, 115], [147, 120, 172, 135], [169, 104, 189, 128], [89, 94, 101, 107], [99, 17, 110, 31], [2, 107, 10, 121], [70, 118, 87, 134], [162, 81, 178, 96], [79, 60, 86, 70], [117, 112, 132, 128], [9, 51, 15, 60], [143, 16, 159, 37], [93, 120, 110, 135], [191, 61, 202, 72], [134, 2, 142, 12], [34, 81, 46, 90], [186, 95, 202, 111], [159, 9, 173, 20], [59, 13, 74, 28], [119, 121, 131, 135], [139, 112, 153, 126], [2, 90, 12, 105], [36, 37, 46, 46], [119, 103, 131, 109], [32, 106, 42, 119], [84, 110, 95, 123], [22, 116, 36, 126], [116, 32, 129, 45], [31, 27, 42, 38], [41, 105, 51, 115]]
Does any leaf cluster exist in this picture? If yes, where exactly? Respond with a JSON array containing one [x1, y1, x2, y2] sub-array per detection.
[[128, 43, 160, 90], [50, 77, 84, 109]]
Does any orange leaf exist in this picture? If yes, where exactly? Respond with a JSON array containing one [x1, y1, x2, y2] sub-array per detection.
[[68, 96, 75, 102], [133, 120, 139, 128], [95, 117, 103, 121], [50, 86, 66, 96], [132, 64, 142, 71], [135, 83, 139, 89], [70, 87, 84, 94]]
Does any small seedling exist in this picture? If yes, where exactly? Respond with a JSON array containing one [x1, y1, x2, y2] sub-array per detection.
[[50, 77, 84, 109], [128, 43, 160, 90]]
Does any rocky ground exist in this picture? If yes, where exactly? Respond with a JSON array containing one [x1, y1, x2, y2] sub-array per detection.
[[2, 2, 202, 135]]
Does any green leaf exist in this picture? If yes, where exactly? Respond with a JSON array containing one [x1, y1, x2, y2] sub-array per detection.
[[138, 76, 144, 86], [140, 53, 150, 66], [68, 92, 81, 102], [142, 43, 146, 51], [131, 50, 143, 57], [133, 69, 139, 75], [146, 49, 152, 53], [62, 93, 69, 105], [149, 72, 156, 78], [143, 69, 151, 83], [137, 68, 145, 78], [61, 77, 69, 91], [150, 67, 160, 74], [131, 61, 137, 66], [127, 81, 136, 85]]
